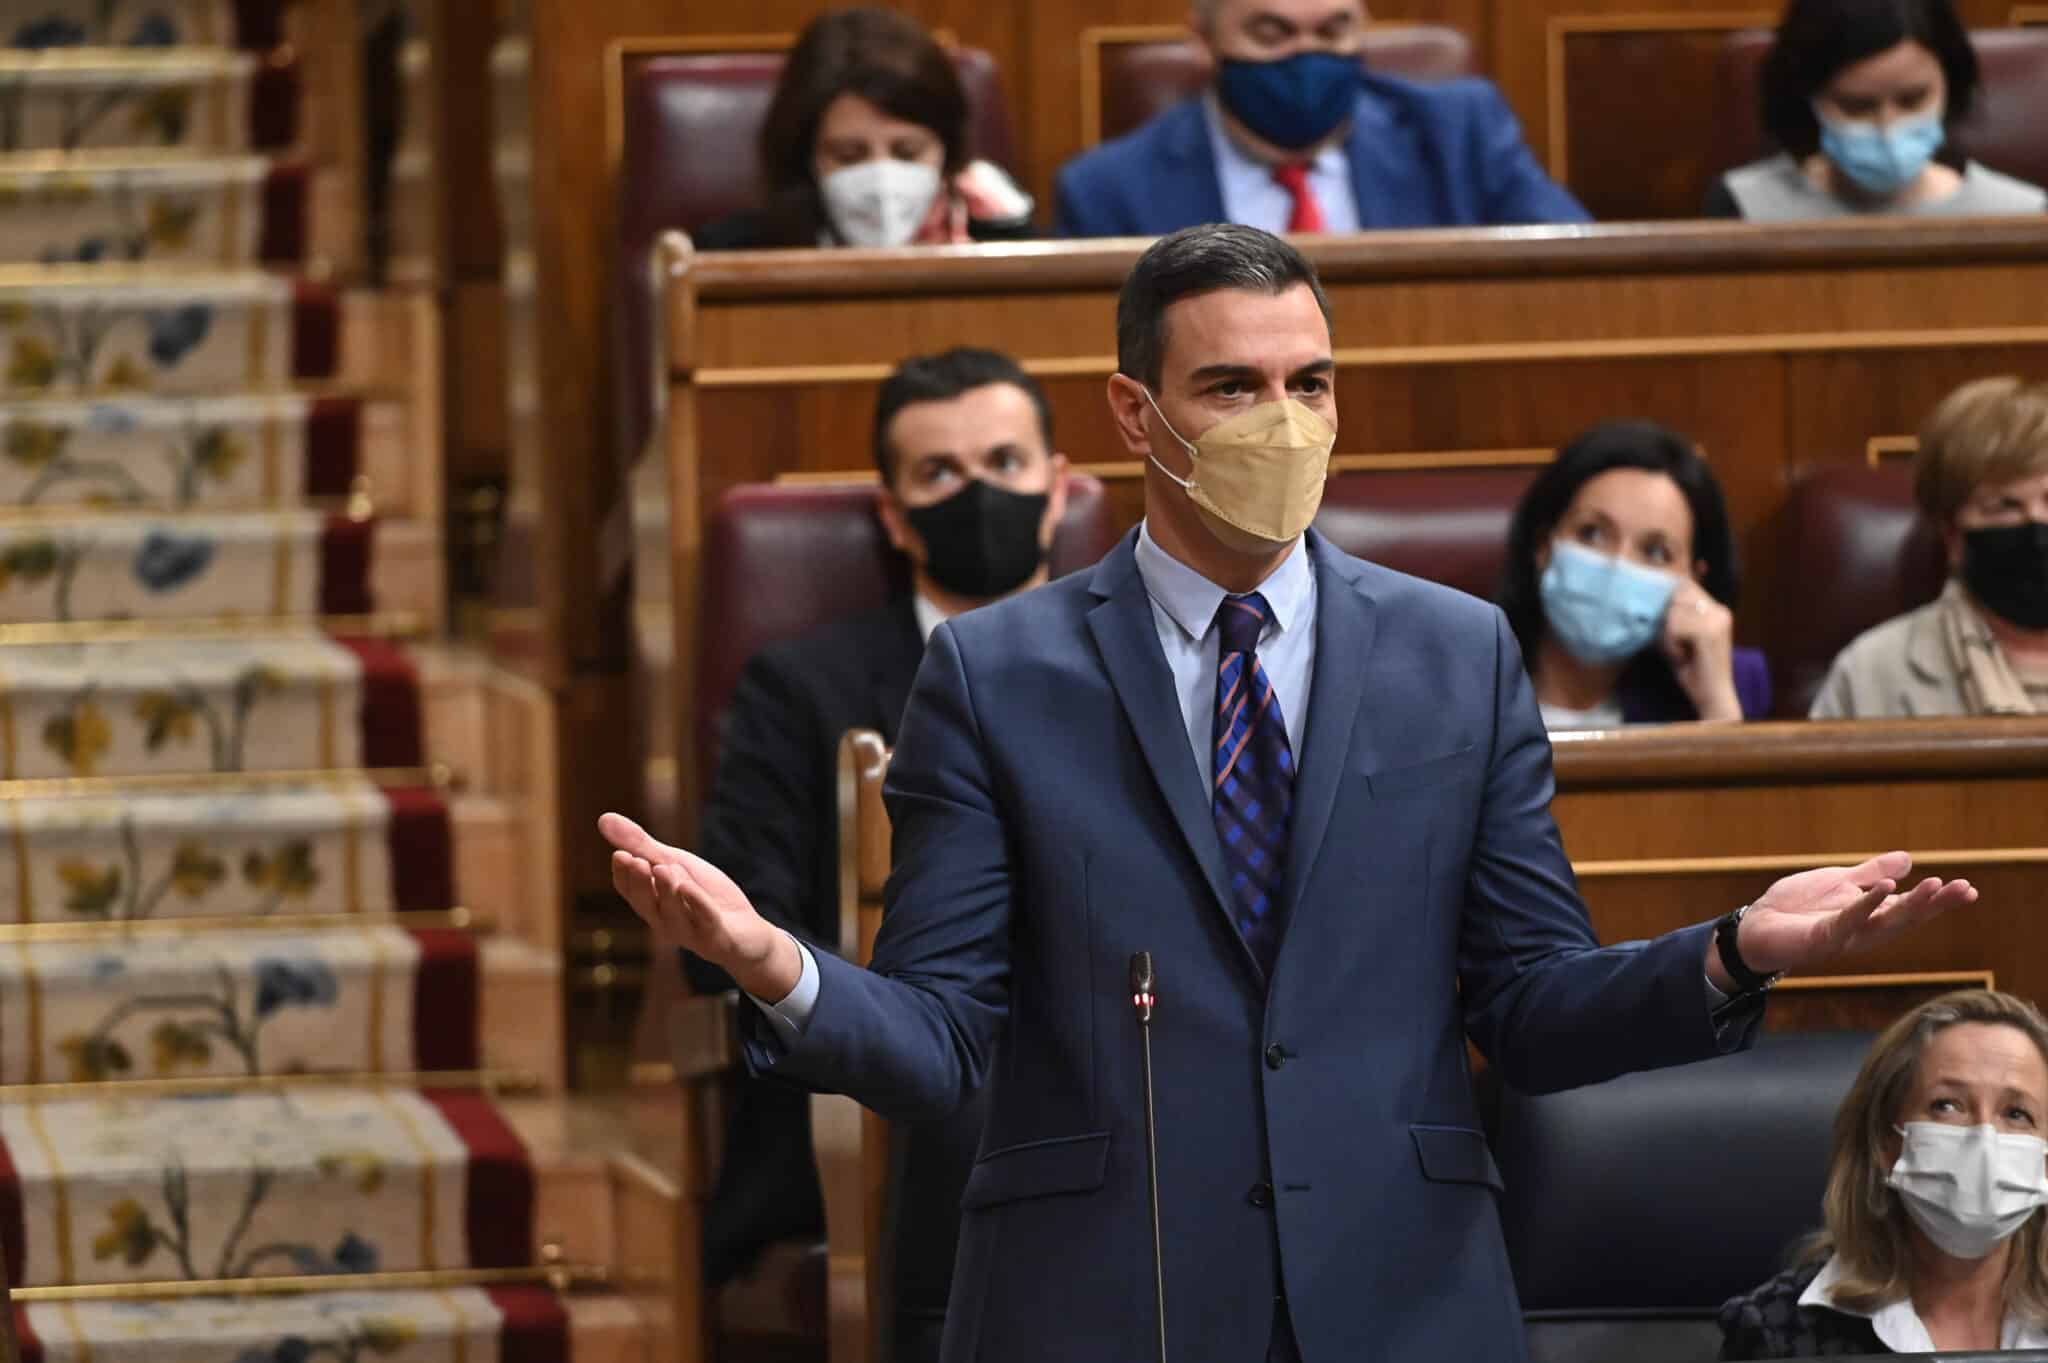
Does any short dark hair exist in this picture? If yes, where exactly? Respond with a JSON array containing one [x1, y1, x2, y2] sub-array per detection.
[[1496, 421, 1741, 714], [1758, 0, 1979, 159], [756, 8, 969, 246], [872, 347, 1055, 485], [1116, 224, 1333, 390]]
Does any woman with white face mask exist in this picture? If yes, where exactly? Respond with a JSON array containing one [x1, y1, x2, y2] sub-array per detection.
[[1708, 0, 2046, 221], [1720, 990, 2048, 1357], [692, 8, 1034, 252], [1496, 422, 1771, 733]]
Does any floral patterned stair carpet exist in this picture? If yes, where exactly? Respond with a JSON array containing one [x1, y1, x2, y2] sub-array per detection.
[[0, 395, 359, 509], [0, 508, 376, 622], [3, 780, 454, 920], [17, 1286, 570, 1363], [0, 634, 424, 778], [0, 1088, 535, 1287], [0, 273, 333, 396], [0, 155, 305, 270], [0, 4, 598, 1359]]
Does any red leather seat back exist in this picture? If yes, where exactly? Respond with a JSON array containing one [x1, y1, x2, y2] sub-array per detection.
[[612, 44, 1018, 468], [1709, 28, 2048, 192], [1771, 464, 1947, 716], [695, 475, 1118, 790], [1092, 26, 1475, 147], [1312, 466, 1539, 602]]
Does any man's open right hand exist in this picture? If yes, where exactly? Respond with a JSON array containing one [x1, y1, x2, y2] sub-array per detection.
[[599, 812, 803, 1002]]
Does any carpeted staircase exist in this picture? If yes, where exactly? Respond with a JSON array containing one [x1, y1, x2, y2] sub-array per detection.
[[0, 3, 674, 1360]]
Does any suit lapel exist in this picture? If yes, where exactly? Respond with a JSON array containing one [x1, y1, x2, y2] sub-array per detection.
[[1345, 84, 1425, 228], [1161, 100, 1228, 231], [1084, 538, 1238, 935], [1277, 534, 1377, 924]]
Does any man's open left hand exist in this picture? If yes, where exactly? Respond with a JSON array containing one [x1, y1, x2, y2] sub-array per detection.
[[1715, 851, 1977, 988]]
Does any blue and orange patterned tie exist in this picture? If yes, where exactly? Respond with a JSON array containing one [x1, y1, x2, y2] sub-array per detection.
[[1211, 592, 1293, 976]]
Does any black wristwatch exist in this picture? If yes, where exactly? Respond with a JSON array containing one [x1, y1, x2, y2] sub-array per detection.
[[1714, 902, 1784, 997]]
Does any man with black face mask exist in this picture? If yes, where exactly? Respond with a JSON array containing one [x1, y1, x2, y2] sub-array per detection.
[[1054, 0, 1587, 237], [684, 346, 1067, 1358]]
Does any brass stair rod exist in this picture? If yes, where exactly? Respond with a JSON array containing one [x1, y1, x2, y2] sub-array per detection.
[[13, 1263, 620, 1304]]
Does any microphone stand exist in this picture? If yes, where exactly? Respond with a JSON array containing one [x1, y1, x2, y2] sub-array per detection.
[[1131, 952, 1167, 1363]]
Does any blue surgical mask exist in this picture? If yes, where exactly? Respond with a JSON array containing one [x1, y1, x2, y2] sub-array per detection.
[[1538, 540, 1678, 665], [1816, 105, 1946, 197], [1214, 50, 1361, 150]]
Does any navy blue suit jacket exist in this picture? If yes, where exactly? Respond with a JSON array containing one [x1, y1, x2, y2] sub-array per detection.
[[749, 530, 1743, 1361], [1054, 74, 1589, 237]]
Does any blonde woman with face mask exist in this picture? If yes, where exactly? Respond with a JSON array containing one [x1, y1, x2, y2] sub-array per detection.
[[1720, 990, 2048, 1357], [692, 8, 1033, 252]]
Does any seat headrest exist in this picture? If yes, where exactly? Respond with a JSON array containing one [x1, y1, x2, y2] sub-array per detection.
[[1492, 1031, 1873, 1312], [1771, 464, 1946, 717], [1312, 466, 1538, 601]]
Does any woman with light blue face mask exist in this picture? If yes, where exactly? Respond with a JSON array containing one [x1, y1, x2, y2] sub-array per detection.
[[1708, 0, 2047, 220], [1497, 422, 1773, 732]]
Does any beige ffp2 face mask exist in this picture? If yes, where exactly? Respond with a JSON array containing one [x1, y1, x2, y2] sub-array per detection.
[[1142, 389, 1336, 545]]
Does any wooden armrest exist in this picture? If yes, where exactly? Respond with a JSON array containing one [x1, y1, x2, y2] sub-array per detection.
[[666, 988, 741, 1083]]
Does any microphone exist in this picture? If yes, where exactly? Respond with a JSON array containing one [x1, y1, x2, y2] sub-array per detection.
[[1130, 951, 1166, 1363]]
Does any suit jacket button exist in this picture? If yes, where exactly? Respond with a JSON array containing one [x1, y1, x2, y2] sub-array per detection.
[[1248, 1182, 1273, 1208], [1264, 1044, 1287, 1070]]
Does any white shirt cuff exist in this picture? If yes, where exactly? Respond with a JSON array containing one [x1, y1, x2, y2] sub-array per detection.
[[745, 933, 819, 1040]]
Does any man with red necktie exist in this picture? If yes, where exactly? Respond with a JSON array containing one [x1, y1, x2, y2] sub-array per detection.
[[1055, 0, 1588, 238]]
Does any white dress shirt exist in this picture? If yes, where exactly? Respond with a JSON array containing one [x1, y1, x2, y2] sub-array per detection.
[[1799, 1252, 2048, 1351], [910, 591, 945, 646], [752, 527, 1317, 1036], [1133, 520, 1315, 778], [1202, 94, 1361, 236]]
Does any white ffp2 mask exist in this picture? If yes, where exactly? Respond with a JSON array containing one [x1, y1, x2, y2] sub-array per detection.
[[819, 159, 941, 248], [1889, 1122, 2048, 1260]]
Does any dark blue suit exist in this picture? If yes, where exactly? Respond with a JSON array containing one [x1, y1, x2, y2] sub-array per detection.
[[750, 530, 1742, 1361], [1054, 74, 1589, 237]]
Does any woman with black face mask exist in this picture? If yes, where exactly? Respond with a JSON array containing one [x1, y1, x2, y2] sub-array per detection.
[[1812, 376, 2048, 717]]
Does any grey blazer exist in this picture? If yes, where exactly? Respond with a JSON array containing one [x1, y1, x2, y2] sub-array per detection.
[[1809, 600, 1969, 718]]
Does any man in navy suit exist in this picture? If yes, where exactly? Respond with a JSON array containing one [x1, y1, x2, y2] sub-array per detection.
[[602, 225, 1975, 1361], [1055, 0, 1588, 238]]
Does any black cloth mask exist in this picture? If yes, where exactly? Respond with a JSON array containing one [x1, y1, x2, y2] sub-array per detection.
[[904, 479, 1051, 599], [1963, 521, 2048, 630]]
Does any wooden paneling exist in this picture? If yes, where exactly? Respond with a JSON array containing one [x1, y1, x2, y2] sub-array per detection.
[[1551, 15, 1770, 220], [1554, 718, 2048, 1007], [1767, 973, 1998, 1032]]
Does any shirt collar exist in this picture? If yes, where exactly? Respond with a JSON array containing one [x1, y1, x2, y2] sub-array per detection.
[[1799, 1252, 2048, 1351], [1134, 520, 1313, 645], [911, 592, 946, 644], [1201, 92, 1350, 181]]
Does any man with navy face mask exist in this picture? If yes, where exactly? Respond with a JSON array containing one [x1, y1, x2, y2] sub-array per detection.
[[1054, 0, 1589, 237]]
